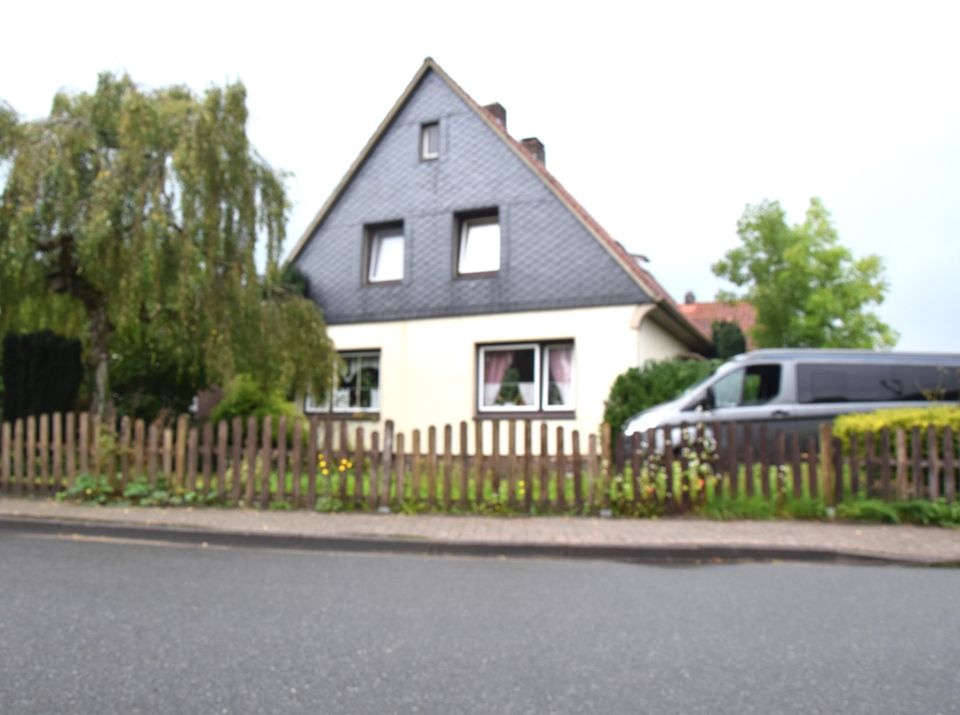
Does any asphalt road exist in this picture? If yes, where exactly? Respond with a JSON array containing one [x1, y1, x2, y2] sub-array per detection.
[[0, 534, 958, 715]]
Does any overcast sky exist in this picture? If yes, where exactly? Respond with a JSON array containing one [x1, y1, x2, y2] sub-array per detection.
[[4, 0, 958, 350]]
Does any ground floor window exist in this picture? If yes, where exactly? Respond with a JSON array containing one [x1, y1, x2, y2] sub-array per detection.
[[477, 342, 574, 413], [304, 351, 380, 414]]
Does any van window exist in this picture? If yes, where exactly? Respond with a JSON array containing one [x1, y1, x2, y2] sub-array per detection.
[[798, 364, 960, 403], [711, 364, 781, 408]]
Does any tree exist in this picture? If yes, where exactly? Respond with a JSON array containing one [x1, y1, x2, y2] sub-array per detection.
[[0, 74, 334, 418], [711, 320, 746, 359], [712, 198, 897, 349]]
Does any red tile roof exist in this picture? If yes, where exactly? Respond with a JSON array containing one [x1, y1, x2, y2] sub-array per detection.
[[677, 301, 757, 348]]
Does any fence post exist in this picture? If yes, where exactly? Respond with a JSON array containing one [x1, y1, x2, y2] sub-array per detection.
[[895, 428, 908, 500], [1, 421, 10, 493], [381, 420, 395, 511], [819, 423, 835, 506]]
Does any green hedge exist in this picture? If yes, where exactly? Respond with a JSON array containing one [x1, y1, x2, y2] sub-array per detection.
[[833, 406, 960, 447]]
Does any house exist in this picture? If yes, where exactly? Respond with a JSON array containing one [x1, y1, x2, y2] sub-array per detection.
[[677, 292, 757, 350], [287, 58, 710, 445]]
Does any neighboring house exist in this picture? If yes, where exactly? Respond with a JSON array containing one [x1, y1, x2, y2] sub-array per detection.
[[677, 292, 757, 350], [288, 58, 710, 444]]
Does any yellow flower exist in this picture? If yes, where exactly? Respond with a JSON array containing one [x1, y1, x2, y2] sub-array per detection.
[[321, 468, 329, 476]]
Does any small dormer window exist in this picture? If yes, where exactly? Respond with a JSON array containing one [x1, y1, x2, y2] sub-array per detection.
[[420, 122, 439, 160]]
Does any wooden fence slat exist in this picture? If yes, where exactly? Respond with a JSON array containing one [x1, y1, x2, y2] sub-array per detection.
[[1, 422, 10, 493], [725, 422, 738, 499], [506, 420, 516, 508], [460, 421, 470, 509], [368, 430, 381, 509], [259, 417, 272, 509], [382, 421, 396, 509], [353, 427, 365, 507], [943, 427, 956, 503], [217, 420, 228, 501], [395, 432, 406, 504], [412, 429, 422, 505], [307, 416, 319, 507], [572, 430, 583, 511], [65, 412, 76, 487], [911, 427, 922, 498], [679, 423, 692, 511], [895, 428, 908, 500], [245, 416, 258, 507], [291, 417, 302, 506], [775, 432, 786, 503], [523, 420, 533, 512], [473, 422, 484, 505], [832, 438, 844, 503], [186, 425, 198, 494], [133, 419, 145, 481], [147, 422, 159, 488], [426, 426, 437, 508], [119, 416, 132, 493], [880, 428, 892, 501], [555, 426, 565, 510], [26, 416, 36, 496], [443, 424, 453, 509], [864, 431, 877, 498], [52, 412, 63, 492], [490, 419, 500, 498], [276, 416, 288, 504], [848, 435, 859, 499], [38, 414, 49, 493], [201, 421, 213, 492], [162, 425, 174, 484], [539, 423, 549, 511], [742, 424, 753, 497], [587, 433, 598, 511], [642, 430, 655, 506], [791, 431, 802, 499], [175, 414, 188, 490], [663, 427, 675, 513], [231, 417, 243, 505], [806, 435, 818, 498], [78, 413, 89, 476], [13, 419, 24, 496], [630, 433, 641, 507], [927, 426, 940, 501], [757, 425, 770, 500]]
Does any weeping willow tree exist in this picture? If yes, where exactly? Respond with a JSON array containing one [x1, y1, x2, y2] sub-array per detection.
[[0, 74, 333, 418]]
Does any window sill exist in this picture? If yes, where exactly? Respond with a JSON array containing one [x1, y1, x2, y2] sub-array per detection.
[[473, 411, 576, 421], [304, 411, 381, 422], [456, 270, 499, 279]]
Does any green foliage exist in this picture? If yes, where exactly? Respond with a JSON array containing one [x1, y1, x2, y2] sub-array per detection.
[[702, 496, 777, 520], [711, 320, 746, 359], [837, 499, 901, 524], [712, 198, 897, 348], [60, 474, 115, 504], [2, 331, 83, 419], [783, 497, 828, 520], [0, 73, 334, 417], [603, 358, 719, 432], [833, 406, 960, 448], [210, 374, 292, 423]]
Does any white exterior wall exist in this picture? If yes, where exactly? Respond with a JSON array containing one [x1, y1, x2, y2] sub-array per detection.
[[322, 304, 691, 451]]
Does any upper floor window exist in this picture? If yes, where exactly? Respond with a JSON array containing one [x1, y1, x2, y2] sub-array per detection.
[[420, 122, 439, 160], [366, 223, 404, 283], [458, 211, 500, 275]]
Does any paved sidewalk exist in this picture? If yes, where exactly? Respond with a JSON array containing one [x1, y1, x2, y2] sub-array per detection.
[[1, 497, 959, 565]]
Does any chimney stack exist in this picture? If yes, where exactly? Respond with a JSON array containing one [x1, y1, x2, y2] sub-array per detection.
[[483, 102, 507, 129], [520, 137, 545, 165], [684, 291, 696, 305]]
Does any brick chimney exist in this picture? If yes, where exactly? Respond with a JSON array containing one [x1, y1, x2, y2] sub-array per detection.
[[684, 291, 696, 305], [520, 137, 545, 165], [483, 102, 506, 129]]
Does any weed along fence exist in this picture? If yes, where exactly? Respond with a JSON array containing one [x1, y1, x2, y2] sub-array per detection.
[[0, 412, 958, 513]]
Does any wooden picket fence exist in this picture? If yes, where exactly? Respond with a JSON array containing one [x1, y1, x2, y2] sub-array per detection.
[[0, 412, 956, 512]]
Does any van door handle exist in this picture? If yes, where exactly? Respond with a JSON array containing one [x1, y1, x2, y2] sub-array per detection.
[[772, 410, 790, 419]]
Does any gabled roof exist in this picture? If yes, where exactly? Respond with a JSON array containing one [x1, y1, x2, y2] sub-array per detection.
[[678, 300, 757, 349], [286, 58, 710, 351]]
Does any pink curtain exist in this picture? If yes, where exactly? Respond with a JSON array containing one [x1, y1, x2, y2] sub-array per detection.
[[548, 347, 573, 406], [483, 351, 513, 405]]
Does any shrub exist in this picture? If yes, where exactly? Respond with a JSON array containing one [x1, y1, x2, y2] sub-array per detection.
[[837, 499, 900, 524], [712, 320, 746, 359], [833, 406, 960, 450], [604, 358, 719, 433], [210, 374, 307, 446]]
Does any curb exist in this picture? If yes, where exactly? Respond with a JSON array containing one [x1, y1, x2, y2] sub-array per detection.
[[0, 514, 939, 567]]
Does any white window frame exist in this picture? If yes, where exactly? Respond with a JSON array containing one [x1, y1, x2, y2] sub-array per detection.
[[542, 343, 576, 412], [420, 122, 439, 160], [458, 214, 500, 275], [304, 351, 381, 414], [367, 225, 404, 283], [476, 342, 575, 414]]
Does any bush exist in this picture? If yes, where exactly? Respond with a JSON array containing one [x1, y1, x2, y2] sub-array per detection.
[[712, 320, 746, 359], [604, 358, 719, 433], [210, 374, 307, 446], [833, 406, 960, 448]]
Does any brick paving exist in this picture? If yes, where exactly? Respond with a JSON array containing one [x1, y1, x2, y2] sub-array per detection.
[[1, 497, 959, 564]]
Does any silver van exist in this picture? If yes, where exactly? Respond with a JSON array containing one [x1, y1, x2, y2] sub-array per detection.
[[623, 349, 960, 445]]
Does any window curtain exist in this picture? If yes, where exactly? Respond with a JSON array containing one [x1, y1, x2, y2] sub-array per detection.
[[483, 351, 513, 405], [548, 347, 573, 406]]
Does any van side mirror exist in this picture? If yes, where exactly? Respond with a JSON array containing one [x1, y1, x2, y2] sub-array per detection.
[[702, 388, 716, 411]]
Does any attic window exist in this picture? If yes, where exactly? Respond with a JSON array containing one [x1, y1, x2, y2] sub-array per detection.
[[366, 223, 404, 283], [420, 122, 439, 160], [457, 212, 500, 275]]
